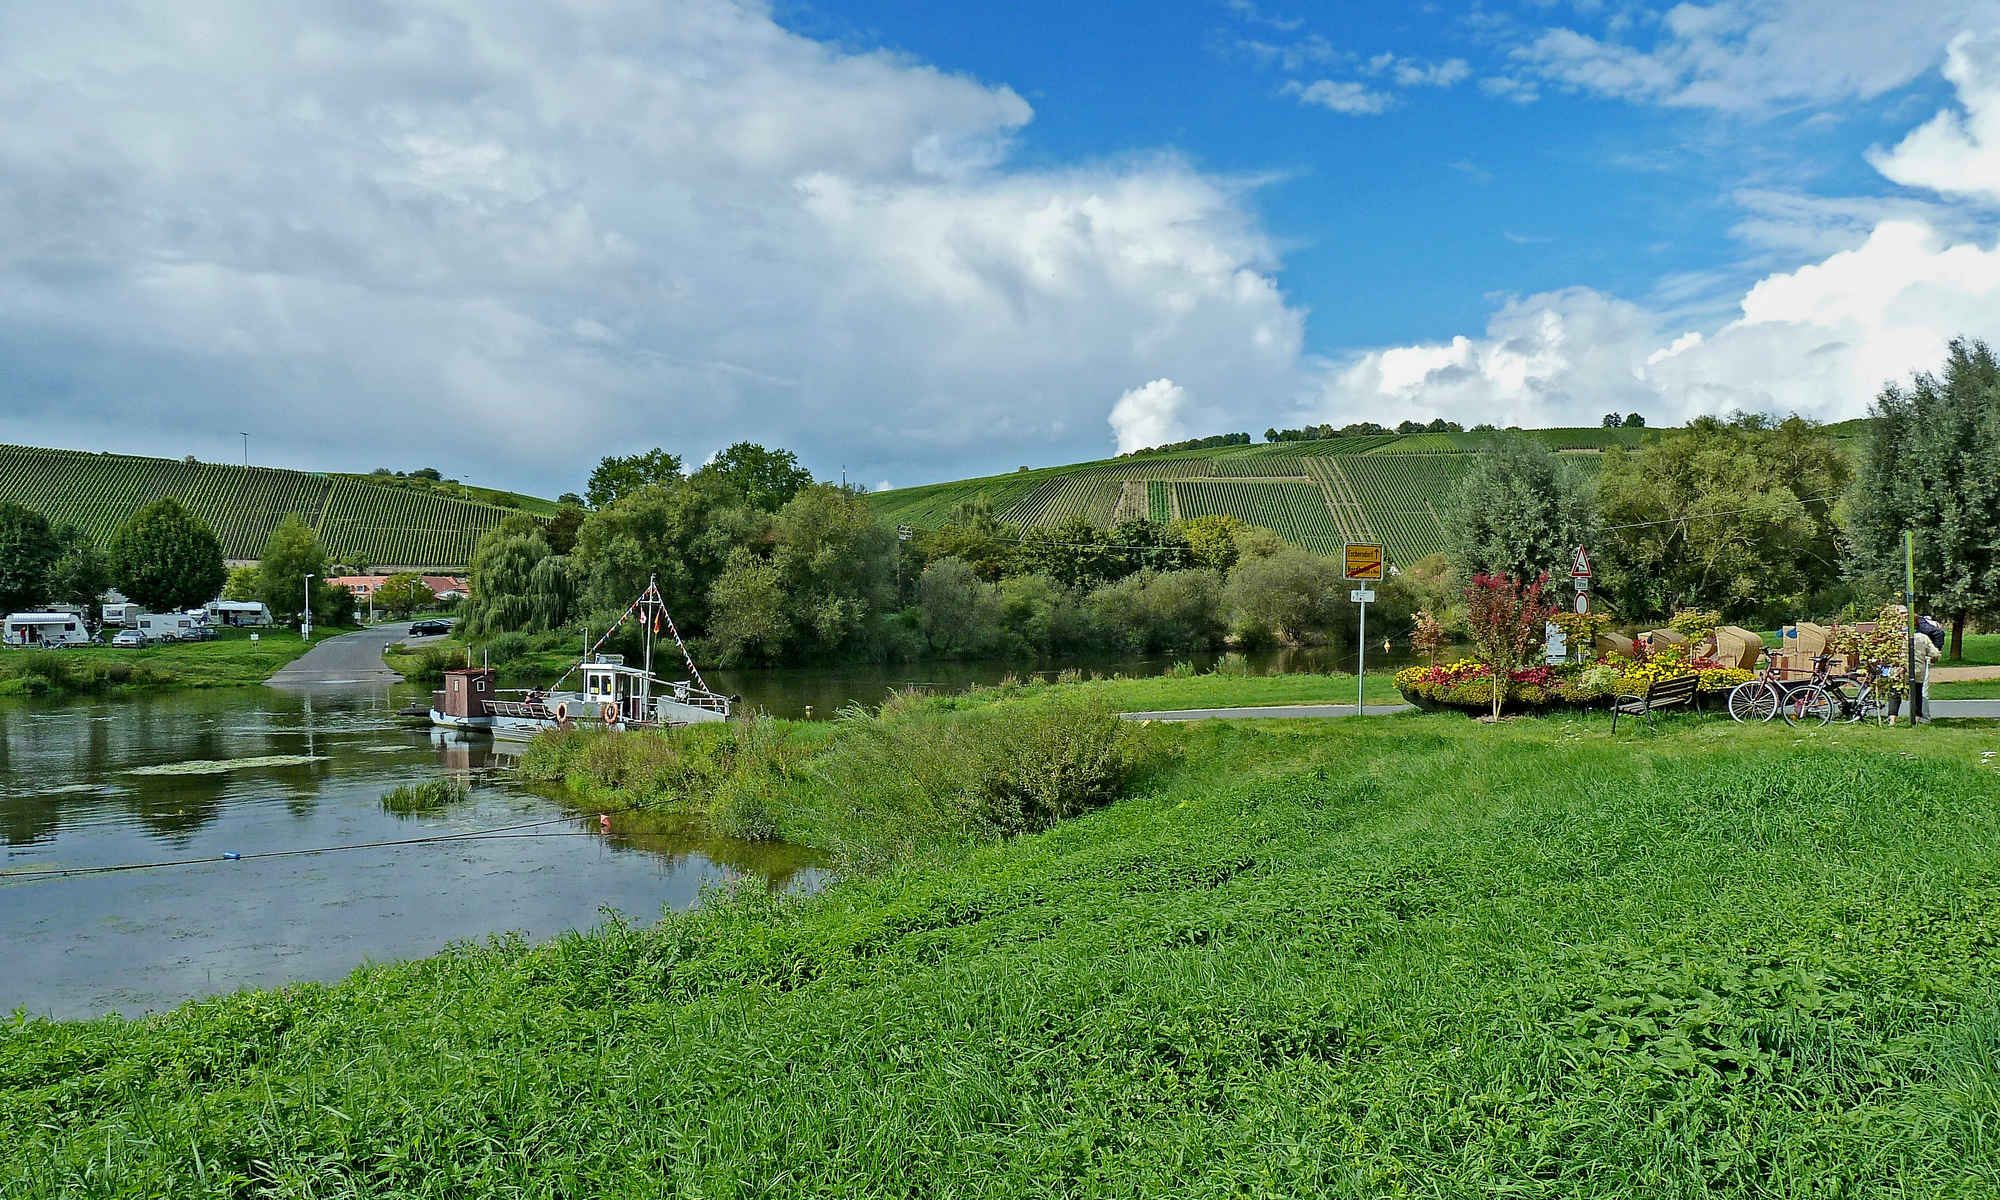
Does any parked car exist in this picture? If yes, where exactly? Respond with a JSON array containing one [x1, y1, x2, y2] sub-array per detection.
[[111, 629, 151, 648], [409, 619, 453, 637], [181, 625, 219, 642]]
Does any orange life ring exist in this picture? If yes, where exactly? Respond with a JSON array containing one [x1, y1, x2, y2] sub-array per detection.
[[600, 701, 620, 726], [554, 702, 569, 725]]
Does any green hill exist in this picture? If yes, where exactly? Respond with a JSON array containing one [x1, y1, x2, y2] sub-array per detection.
[[0, 444, 547, 570], [869, 427, 1655, 565]]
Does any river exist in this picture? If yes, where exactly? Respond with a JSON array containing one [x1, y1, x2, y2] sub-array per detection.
[[1, 644, 1408, 1020]]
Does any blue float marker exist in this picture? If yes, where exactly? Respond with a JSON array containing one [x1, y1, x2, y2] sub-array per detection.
[[223, 851, 241, 860]]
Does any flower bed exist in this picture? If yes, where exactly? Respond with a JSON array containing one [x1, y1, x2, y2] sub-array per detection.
[[1398, 647, 1753, 716]]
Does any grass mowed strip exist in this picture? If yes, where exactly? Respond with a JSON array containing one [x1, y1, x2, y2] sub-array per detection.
[[0, 629, 319, 696], [8, 711, 2000, 1194]]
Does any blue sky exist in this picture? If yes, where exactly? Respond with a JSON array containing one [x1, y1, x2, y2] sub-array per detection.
[[0, 1, 1995, 496]]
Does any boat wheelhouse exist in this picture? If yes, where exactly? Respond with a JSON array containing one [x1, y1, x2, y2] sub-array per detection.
[[428, 577, 731, 739]]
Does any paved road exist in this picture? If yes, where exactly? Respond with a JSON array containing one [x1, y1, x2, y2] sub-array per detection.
[[1122, 699, 2000, 722], [265, 622, 417, 689], [1122, 703, 1414, 722], [1919, 699, 2000, 720]]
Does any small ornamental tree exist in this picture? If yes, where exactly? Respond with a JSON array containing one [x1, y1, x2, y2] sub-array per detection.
[[1409, 608, 1450, 666], [1463, 572, 1556, 720]]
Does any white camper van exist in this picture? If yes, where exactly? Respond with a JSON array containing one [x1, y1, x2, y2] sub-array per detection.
[[101, 602, 146, 627], [204, 600, 272, 627], [134, 612, 203, 643], [4, 612, 91, 648]]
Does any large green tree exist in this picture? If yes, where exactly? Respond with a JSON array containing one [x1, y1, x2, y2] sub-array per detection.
[[585, 448, 683, 510], [1850, 337, 2000, 659], [45, 526, 110, 621], [0, 501, 60, 614], [570, 475, 754, 632], [694, 442, 814, 513], [768, 484, 897, 658], [1441, 436, 1597, 585], [108, 498, 227, 612], [460, 519, 567, 638], [1594, 415, 1849, 622], [255, 514, 337, 626]]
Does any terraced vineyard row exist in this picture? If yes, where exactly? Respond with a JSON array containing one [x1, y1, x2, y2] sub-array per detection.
[[869, 475, 1044, 529], [0, 443, 530, 568], [1171, 480, 1343, 555], [1334, 454, 1468, 562], [1301, 458, 1374, 545], [1146, 481, 1173, 523], [1001, 475, 1122, 527]]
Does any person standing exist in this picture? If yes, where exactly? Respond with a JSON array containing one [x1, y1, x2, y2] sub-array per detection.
[[1908, 612, 1942, 723]]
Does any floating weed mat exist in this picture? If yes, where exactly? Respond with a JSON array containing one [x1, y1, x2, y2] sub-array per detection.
[[381, 777, 472, 814], [124, 755, 327, 776]]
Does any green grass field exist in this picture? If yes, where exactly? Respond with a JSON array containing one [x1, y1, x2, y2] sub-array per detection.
[[8, 688, 2000, 1195], [0, 628, 321, 696], [868, 427, 1644, 565], [0, 443, 547, 569]]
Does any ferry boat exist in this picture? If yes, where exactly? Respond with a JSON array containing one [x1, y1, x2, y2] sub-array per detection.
[[429, 577, 732, 739]]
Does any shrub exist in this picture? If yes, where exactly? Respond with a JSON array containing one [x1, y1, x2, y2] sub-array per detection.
[[484, 631, 533, 665]]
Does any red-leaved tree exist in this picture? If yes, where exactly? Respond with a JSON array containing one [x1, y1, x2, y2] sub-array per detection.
[[1463, 573, 1557, 720]]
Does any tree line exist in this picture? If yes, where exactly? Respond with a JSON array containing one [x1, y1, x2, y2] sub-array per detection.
[[1437, 338, 1998, 659], [459, 442, 1446, 667]]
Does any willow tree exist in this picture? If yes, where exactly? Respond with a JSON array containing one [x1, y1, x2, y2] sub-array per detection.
[[1849, 338, 2000, 659], [1441, 435, 1597, 585]]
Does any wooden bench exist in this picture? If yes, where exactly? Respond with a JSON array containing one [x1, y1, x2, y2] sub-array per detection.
[[1611, 673, 1701, 732]]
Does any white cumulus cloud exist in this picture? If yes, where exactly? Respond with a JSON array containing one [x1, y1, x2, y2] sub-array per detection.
[[0, 0, 1303, 495], [1109, 379, 1192, 454], [1869, 31, 2000, 204], [1515, 0, 1989, 111], [1304, 221, 2000, 430], [1284, 80, 1397, 115]]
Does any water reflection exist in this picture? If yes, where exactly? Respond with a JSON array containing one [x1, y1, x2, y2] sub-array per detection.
[[0, 686, 819, 1019]]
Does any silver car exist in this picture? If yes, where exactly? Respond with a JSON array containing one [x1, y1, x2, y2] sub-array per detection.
[[111, 629, 150, 648]]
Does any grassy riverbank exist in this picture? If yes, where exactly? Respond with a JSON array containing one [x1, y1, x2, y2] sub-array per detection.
[[0, 629, 321, 697], [10, 696, 2000, 1194]]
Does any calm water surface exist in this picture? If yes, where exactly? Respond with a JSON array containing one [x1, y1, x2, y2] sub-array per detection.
[[0, 686, 816, 1020], [2, 644, 1411, 1020]]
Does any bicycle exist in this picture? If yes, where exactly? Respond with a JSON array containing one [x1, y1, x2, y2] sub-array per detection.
[[1728, 653, 1834, 723], [1821, 664, 1902, 726]]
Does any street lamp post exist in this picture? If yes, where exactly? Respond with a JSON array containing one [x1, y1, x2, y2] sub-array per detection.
[[302, 574, 315, 640]]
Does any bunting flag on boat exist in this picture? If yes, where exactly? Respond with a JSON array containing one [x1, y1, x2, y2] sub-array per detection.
[[548, 575, 709, 696]]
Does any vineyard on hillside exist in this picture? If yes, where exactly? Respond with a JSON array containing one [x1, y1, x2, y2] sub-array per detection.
[[1172, 481, 1344, 556], [0, 444, 536, 569], [868, 427, 1653, 567]]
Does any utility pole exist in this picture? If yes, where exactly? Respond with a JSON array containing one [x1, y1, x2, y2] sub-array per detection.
[[1905, 530, 1918, 723]]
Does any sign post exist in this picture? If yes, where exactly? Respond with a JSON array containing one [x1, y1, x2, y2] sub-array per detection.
[[1344, 543, 1385, 713]]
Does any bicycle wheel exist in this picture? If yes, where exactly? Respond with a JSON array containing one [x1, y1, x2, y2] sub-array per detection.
[[1783, 684, 1836, 727], [1727, 680, 1779, 723]]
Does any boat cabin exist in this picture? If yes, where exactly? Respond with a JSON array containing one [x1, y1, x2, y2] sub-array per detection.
[[581, 656, 653, 722], [434, 667, 497, 720]]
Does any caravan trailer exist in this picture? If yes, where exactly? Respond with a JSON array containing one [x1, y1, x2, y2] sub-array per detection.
[[101, 602, 146, 627], [4, 613, 90, 648], [134, 612, 203, 643]]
